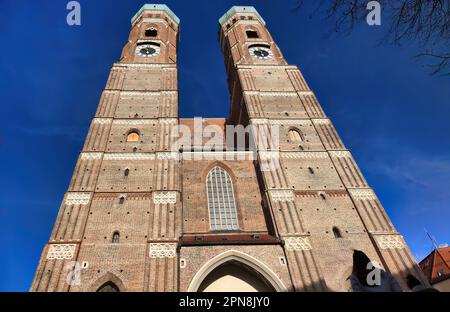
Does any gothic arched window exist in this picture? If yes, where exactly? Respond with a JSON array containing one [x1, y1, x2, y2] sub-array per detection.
[[288, 129, 304, 142], [206, 166, 239, 231], [112, 231, 120, 243], [332, 227, 342, 238], [127, 131, 140, 142]]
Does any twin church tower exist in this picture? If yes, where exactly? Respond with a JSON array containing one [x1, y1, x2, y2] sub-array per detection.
[[31, 4, 425, 292]]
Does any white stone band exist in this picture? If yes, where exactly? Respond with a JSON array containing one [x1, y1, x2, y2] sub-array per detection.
[[375, 235, 404, 250], [312, 119, 330, 125], [348, 188, 377, 200], [103, 153, 155, 160], [270, 119, 310, 126], [251, 119, 269, 125], [281, 152, 328, 159], [47, 244, 76, 260], [103, 90, 120, 94], [297, 91, 315, 96], [329, 151, 351, 158], [245, 91, 299, 97], [270, 190, 294, 202], [159, 118, 178, 125], [65, 193, 91, 205], [93, 118, 112, 124], [284, 237, 312, 251], [149, 243, 177, 258], [80, 153, 103, 160], [153, 191, 177, 204], [156, 152, 180, 160], [113, 119, 154, 125], [182, 151, 255, 160]]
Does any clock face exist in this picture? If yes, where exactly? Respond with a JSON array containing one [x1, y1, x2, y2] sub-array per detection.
[[135, 44, 160, 57], [249, 46, 273, 60]]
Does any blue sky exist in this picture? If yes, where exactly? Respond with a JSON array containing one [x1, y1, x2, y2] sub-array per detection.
[[0, 0, 448, 291]]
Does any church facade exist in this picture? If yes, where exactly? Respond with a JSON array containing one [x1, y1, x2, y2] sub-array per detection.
[[31, 4, 426, 292]]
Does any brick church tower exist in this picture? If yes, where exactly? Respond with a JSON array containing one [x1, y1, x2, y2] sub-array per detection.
[[31, 4, 426, 292]]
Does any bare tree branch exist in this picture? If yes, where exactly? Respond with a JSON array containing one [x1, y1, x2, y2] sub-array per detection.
[[293, 0, 450, 76], [415, 51, 450, 76]]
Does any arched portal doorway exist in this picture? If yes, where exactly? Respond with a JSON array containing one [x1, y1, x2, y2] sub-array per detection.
[[88, 272, 126, 292], [97, 281, 120, 292], [188, 250, 287, 292], [198, 261, 275, 292]]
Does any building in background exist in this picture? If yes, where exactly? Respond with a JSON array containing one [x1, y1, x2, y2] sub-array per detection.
[[31, 4, 427, 292], [419, 246, 450, 292]]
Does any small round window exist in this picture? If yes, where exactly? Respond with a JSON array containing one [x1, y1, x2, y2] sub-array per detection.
[[127, 131, 140, 142]]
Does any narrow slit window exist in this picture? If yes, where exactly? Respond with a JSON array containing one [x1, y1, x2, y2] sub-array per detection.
[[206, 166, 239, 231], [332, 227, 342, 238], [288, 129, 304, 142], [112, 231, 120, 243], [124, 168, 130, 177]]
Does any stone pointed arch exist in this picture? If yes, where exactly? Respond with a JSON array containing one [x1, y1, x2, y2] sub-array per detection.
[[187, 250, 287, 292], [88, 272, 126, 292], [201, 161, 237, 184]]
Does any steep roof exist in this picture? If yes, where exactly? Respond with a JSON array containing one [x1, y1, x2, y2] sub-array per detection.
[[419, 246, 450, 284]]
